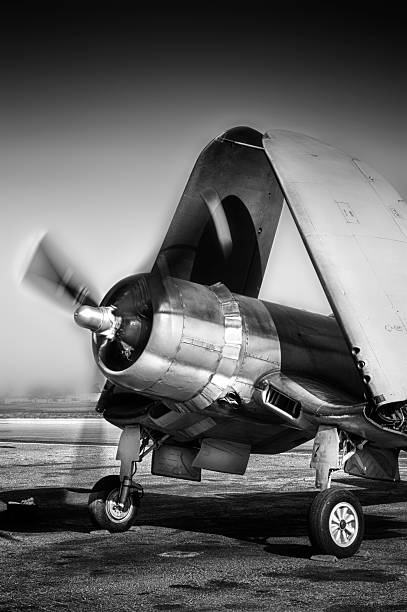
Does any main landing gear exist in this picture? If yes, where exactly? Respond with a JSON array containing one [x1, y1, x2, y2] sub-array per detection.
[[88, 475, 143, 532], [87, 425, 165, 533], [308, 488, 364, 558], [308, 425, 365, 558], [88, 425, 145, 532]]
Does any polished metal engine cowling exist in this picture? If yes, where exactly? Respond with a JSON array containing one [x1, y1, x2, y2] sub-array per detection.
[[94, 274, 280, 410]]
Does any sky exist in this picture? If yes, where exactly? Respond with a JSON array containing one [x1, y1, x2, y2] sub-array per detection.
[[0, 2, 405, 394]]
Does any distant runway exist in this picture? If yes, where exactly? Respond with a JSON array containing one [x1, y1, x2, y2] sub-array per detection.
[[0, 418, 121, 445]]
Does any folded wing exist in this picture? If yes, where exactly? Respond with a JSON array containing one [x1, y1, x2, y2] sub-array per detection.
[[263, 130, 407, 407], [153, 126, 284, 298]]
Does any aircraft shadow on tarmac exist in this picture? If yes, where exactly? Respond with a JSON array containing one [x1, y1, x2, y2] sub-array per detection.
[[1, 481, 407, 558]]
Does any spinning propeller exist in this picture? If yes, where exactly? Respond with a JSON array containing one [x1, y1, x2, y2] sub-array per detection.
[[23, 188, 232, 334], [23, 234, 99, 311]]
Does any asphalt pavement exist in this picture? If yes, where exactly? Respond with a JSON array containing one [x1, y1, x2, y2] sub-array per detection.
[[1, 425, 407, 610], [0, 417, 120, 445]]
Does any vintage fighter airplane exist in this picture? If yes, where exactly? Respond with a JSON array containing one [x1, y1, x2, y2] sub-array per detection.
[[23, 126, 407, 558]]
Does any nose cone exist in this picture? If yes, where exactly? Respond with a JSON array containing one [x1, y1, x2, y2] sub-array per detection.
[[74, 305, 116, 334]]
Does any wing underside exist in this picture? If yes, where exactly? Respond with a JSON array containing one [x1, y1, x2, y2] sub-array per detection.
[[153, 126, 284, 298]]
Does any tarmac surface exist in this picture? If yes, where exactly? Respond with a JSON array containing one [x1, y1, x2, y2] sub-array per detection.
[[0, 418, 120, 445], [1, 419, 407, 611]]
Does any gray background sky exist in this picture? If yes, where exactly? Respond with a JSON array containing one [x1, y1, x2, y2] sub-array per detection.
[[0, 2, 405, 394]]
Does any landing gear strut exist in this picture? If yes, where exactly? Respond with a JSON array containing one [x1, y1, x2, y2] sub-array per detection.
[[87, 425, 167, 532], [88, 425, 143, 532], [308, 425, 365, 557]]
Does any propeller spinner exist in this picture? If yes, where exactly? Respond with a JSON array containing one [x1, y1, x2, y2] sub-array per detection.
[[74, 305, 118, 336]]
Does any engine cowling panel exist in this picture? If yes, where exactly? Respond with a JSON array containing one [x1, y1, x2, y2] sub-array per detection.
[[93, 274, 280, 410]]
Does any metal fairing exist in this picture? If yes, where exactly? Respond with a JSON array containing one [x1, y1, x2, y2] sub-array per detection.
[[344, 443, 400, 481], [95, 275, 280, 411], [142, 406, 315, 454], [261, 373, 407, 448], [153, 126, 284, 297], [264, 302, 365, 399], [263, 130, 407, 409], [222, 292, 281, 403]]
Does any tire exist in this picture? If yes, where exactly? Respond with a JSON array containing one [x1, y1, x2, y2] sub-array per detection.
[[88, 475, 139, 533], [308, 488, 364, 558]]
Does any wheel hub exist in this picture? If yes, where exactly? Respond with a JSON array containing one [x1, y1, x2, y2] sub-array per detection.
[[106, 489, 132, 522], [328, 501, 359, 547]]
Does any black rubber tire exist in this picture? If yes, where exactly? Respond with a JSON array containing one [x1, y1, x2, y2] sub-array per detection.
[[308, 488, 364, 558], [88, 475, 138, 533]]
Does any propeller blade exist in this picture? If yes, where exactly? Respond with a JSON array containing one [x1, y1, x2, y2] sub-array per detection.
[[201, 188, 233, 259], [22, 234, 99, 309]]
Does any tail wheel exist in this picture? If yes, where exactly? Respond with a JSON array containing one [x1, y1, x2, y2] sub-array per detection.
[[88, 475, 140, 533], [308, 488, 364, 558]]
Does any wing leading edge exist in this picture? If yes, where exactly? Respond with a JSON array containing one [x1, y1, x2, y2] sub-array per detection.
[[263, 130, 407, 408]]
